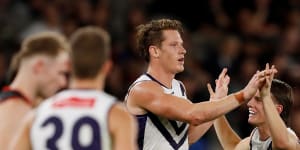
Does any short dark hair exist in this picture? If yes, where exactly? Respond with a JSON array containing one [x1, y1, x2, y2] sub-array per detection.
[[271, 79, 294, 125], [136, 18, 184, 62], [70, 26, 110, 79]]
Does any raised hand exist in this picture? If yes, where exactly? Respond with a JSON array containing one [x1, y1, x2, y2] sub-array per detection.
[[260, 64, 275, 98], [207, 68, 230, 101], [243, 63, 277, 101]]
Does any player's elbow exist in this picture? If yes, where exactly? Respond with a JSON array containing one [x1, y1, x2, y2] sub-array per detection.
[[186, 110, 207, 126], [273, 139, 292, 150]]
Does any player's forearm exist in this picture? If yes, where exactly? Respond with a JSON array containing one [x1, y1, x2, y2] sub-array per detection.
[[262, 96, 290, 148], [188, 121, 213, 144], [189, 92, 244, 125], [214, 116, 241, 150]]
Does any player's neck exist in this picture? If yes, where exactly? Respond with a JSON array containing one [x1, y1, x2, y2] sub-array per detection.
[[9, 72, 35, 103], [257, 124, 271, 141], [69, 78, 104, 91], [147, 67, 175, 88]]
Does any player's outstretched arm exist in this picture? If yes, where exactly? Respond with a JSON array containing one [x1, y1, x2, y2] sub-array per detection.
[[260, 64, 299, 150], [212, 64, 276, 150], [9, 111, 34, 150], [109, 103, 138, 150], [188, 68, 230, 144], [207, 70, 243, 150], [214, 114, 242, 150], [127, 66, 275, 126]]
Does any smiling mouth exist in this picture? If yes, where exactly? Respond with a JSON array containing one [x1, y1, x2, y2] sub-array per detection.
[[249, 110, 256, 117]]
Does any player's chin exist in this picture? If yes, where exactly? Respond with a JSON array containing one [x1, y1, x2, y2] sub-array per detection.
[[175, 68, 184, 73], [176, 65, 184, 72], [248, 118, 259, 126], [248, 117, 254, 124]]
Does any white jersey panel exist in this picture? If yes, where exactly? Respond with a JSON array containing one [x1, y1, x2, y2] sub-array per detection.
[[127, 74, 189, 150], [31, 89, 116, 150], [250, 127, 298, 150]]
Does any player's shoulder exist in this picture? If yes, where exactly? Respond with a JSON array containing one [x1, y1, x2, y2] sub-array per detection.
[[286, 128, 300, 149], [0, 97, 31, 109], [110, 102, 129, 112], [128, 80, 165, 103], [108, 102, 137, 140], [234, 137, 250, 150], [132, 80, 162, 91], [129, 74, 163, 90], [109, 102, 134, 121]]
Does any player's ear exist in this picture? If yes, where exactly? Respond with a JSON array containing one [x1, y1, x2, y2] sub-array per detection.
[[276, 104, 283, 114], [149, 45, 159, 58], [101, 59, 113, 76], [33, 57, 46, 74]]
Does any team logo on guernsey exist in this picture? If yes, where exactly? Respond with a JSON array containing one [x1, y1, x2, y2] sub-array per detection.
[[52, 97, 96, 108]]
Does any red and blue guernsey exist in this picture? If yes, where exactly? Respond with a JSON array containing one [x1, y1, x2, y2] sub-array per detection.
[[0, 86, 32, 106]]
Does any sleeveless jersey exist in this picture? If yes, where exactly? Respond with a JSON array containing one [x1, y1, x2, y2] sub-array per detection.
[[126, 74, 189, 150], [250, 127, 298, 150], [0, 86, 32, 106], [31, 89, 116, 150]]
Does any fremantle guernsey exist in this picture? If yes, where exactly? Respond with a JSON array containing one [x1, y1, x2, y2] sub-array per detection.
[[31, 89, 116, 150], [250, 127, 298, 150], [126, 74, 190, 150]]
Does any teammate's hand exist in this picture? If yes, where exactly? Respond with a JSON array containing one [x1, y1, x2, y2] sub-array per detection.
[[243, 63, 277, 101], [260, 64, 275, 99], [207, 68, 230, 101]]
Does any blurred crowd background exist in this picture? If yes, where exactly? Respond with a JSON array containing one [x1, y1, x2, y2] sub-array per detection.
[[0, 0, 299, 149]]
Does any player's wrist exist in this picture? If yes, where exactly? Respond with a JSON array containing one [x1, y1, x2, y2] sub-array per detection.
[[261, 94, 272, 103], [234, 91, 246, 104]]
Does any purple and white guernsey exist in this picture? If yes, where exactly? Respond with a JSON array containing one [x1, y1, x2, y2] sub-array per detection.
[[31, 89, 116, 150], [126, 74, 189, 150]]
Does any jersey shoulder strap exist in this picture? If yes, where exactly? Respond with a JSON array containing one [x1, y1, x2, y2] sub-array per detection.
[[0, 90, 25, 101], [0, 86, 32, 106]]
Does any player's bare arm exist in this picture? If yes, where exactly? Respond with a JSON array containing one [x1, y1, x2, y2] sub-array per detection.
[[209, 68, 242, 150], [261, 64, 299, 150], [127, 69, 273, 126], [212, 80, 240, 149], [188, 68, 230, 144], [214, 115, 243, 150], [207, 72, 241, 150], [109, 104, 137, 150], [0, 98, 32, 150], [9, 110, 35, 150], [234, 137, 251, 150]]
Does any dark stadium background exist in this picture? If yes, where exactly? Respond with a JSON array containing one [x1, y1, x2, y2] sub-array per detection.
[[0, 0, 299, 149]]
